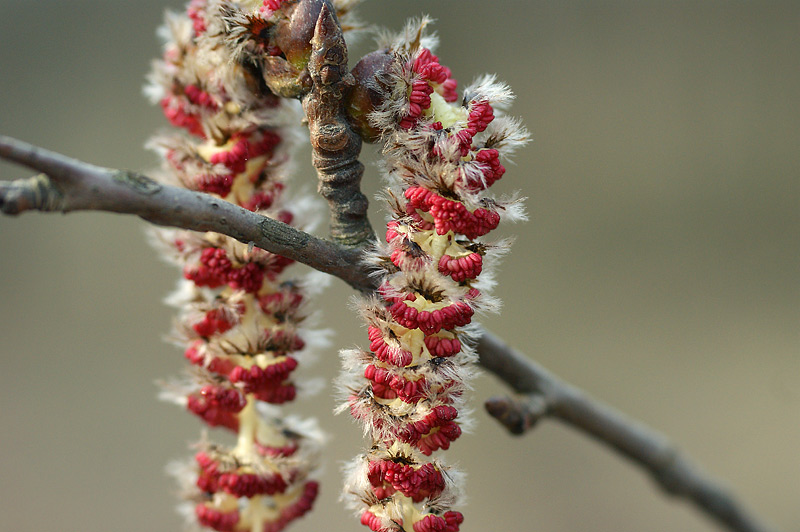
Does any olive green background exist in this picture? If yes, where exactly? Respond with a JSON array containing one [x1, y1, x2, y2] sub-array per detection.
[[1, 2, 797, 532]]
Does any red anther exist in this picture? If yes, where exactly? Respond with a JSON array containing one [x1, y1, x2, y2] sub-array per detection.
[[209, 137, 248, 174], [263, 480, 320, 532], [440, 78, 458, 102], [437, 252, 483, 283], [229, 357, 298, 394], [257, 441, 299, 458], [260, 0, 285, 15], [253, 383, 297, 404], [192, 308, 235, 337], [185, 248, 232, 288], [217, 471, 289, 498], [184, 84, 218, 111], [368, 459, 446, 502], [227, 262, 265, 293], [432, 405, 458, 421], [443, 511, 464, 532], [417, 421, 461, 455], [412, 48, 437, 72], [469, 148, 505, 190], [160, 96, 205, 137], [195, 172, 234, 196], [368, 327, 414, 367], [413, 514, 446, 532], [404, 186, 500, 239], [206, 356, 235, 376], [187, 0, 208, 36], [365, 365, 425, 403], [360, 510, 389, 532], [259, 290, 304, 316], [423, 334, 462, 358], [451, 130, 474, 156], [276, 209, 294, 225], [467, 101, 494, 134], [186, 385, 245, 430], [396, 406, 462, 454], [241, 189, 277, 211], [387, 294, 474, 335], [195, 502, 239, 532], [184, 342, 205, 366], [195, 451, 221, 493], [385, 221, 402, 243]]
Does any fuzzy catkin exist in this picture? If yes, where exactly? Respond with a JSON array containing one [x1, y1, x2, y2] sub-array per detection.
[[146, 2, 330, 531], [338, 19, 527, 532]]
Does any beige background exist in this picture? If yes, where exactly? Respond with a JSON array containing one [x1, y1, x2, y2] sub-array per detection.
[[0, 1, 797, 532]]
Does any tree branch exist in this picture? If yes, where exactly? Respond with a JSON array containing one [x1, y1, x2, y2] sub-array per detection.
[[477, 331, 778, 532], [0, 135, 372, 293], [0, 134, 779, 532]]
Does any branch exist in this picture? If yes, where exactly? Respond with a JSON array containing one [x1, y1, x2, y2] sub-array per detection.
[[0, 135, 372, 293], [0, 135, 779, 532], [478, 331, 778, 532]]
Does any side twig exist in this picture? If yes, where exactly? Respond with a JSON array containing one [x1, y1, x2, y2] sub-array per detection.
[[0, 134, 779, 532]]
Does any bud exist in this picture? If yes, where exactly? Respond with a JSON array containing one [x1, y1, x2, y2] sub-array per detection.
[[346, 49, 394, 142]]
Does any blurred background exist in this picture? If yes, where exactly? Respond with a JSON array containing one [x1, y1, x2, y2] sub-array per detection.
[[0, 1, 797, 531]]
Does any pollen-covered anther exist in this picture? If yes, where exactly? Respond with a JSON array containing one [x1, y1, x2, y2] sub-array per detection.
[[368, 326, 414, 367], [404, 186, 500, 240], [437, 252, 482, 283]]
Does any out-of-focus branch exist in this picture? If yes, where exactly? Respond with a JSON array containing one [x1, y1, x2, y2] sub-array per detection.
[[0, 134, 779, 532], [478, 330, 778, 532]]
